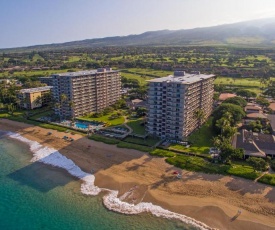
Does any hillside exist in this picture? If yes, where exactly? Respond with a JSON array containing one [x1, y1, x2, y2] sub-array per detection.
[[2, 17, 275, 52]]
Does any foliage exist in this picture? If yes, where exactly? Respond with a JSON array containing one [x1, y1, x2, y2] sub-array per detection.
[[7, 103, 16, 115], [263, 87, 275, 98], [255, 97, 270, 108], [247, 157, 269, 172], [258, 174, 275, 186], [270, 159, 275, 171], [236, 89, 257, 98], [126, 118, 146, 135], [88, 134, 120, 145], [149, 149, 176, 157], [223, 96, 247, 107], [116, 142, 151, 152], [136, 107, 147, 117], [213, 103, 245, 131]]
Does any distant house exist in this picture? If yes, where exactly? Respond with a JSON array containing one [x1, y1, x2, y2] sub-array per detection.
[[234, 129, 275, 158], [127, 99, 147, 110], [267, 114, 275, 135], [218, 93, 236, 101], [268, 103, 275, 114], [245, 104, 262, 114]]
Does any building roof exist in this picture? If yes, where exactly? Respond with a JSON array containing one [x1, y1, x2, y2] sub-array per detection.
[[218, 93, 236, 101], [19, 86, 53, 93], [235, 129, 275, 157], [146, 72, 215, 84], [246, 113, 267, 119], [269, 102, 275, 111], [131, 99, 143, 104], [51, 68, 118, 77], [268, 114, 275, 132], [245, 105, 262, 111]]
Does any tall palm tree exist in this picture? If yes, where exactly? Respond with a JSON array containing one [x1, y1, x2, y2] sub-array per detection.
[[193, 109, 205, 128]]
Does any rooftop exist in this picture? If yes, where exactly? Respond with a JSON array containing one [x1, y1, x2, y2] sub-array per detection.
[[219, 93, 236, 101], [19, 86, 53, 93], [147, 71, 215, 84], [51, 68, 118, 77], [269, 102, 275, 111]]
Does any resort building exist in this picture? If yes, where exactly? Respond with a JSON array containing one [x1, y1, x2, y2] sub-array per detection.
[[17, 86, 53, 109], [147, 71, 215, 140], [51, 68, 121, 118]]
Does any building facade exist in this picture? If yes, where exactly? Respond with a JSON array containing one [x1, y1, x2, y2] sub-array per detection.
[[38, 77, 53, 86], [17, 86, 52, 109], [51, 68, 121, 118], [147, 71, 215, 140]]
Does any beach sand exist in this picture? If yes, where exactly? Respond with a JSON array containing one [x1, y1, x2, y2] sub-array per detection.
[[1, 119, 275, 230]]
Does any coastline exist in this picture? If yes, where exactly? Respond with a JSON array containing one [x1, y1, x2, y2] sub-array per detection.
[[1, 119, 275, 230]]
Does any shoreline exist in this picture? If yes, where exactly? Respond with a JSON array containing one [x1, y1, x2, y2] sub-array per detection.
[[1, 119, 275, 230]]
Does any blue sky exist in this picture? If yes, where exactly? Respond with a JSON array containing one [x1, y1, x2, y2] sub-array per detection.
[[1, 0, 275, 48]]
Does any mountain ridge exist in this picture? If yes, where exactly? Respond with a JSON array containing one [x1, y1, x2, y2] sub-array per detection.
[[2, 17, 275, 52]]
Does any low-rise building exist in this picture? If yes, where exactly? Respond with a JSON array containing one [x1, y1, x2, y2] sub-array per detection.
[[234, 129, 275, 158], [17, 86, 52, 109]]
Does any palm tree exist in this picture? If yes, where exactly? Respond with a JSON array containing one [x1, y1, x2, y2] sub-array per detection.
[[193, 109, 205, 128]]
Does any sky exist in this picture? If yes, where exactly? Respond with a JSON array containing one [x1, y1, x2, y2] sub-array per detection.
[[1, 0, 275, 48]]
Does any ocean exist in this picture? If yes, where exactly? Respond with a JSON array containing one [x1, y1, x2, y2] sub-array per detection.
[[0, 130, 203, 230]]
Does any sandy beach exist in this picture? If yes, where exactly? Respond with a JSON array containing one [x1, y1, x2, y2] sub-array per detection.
[[1, 119, 275, 230]]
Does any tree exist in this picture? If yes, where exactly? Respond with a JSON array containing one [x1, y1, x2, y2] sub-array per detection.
[[213, 103, 245, 132], [231, 148, 244, 160], [33, 96, 42, 108], [247, 157, 269, 172], [223, 96, 247, 107], [7, 103, 16, 115], [236, 89, 257, 99], [255, 97, 270, 108], [193, 109, 205, 128], [263, 87, 275, 99]]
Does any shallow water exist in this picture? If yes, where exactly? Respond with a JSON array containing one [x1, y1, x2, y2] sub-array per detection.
[[0, 132, 198, 230]]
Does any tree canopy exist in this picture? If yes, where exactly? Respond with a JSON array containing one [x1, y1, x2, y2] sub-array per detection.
[[236, 89, 257, 98], [223, 96, 247, 107], [213, 103, 245, 128]]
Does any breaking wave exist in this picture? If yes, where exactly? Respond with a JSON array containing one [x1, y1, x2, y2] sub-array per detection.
[[6, 131, 216, 230]]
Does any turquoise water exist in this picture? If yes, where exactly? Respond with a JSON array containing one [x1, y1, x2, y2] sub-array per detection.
[[0, 132, 196, 230], [75, 122, 88, 129]]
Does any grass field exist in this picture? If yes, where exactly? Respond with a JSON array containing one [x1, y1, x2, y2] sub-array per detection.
[[123, 136, 160, 147], [126, 118, 146, 135], [169, 118, 214, 155], [79, 112, 125, 126], [121, 72, 152, 85], [0, 68, 80, 78]]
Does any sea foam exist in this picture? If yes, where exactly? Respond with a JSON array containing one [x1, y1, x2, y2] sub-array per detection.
[[6, 131, 216, 230]]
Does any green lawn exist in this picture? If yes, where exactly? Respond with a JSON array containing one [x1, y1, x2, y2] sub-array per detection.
[[0, 69, 80, 78], [169, 118, 214, 155], [126, 118, 146, 135], [123, 136, 160, 147], [215, 77, 262, 87], [79, 112, 125, 126], [258, 174, 275, 186], [121, 72, 152, 85], [126, 68, 172, 77]]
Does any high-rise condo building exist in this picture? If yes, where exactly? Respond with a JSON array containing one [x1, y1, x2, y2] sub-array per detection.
[[147, 71, 215, 140], [51, 68, 121, 118]]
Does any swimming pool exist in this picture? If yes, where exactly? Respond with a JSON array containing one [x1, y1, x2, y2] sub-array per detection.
[[75, 122, 88, 129]]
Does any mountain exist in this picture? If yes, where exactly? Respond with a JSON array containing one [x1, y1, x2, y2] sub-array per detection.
[[3, 17, 275, 52]]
